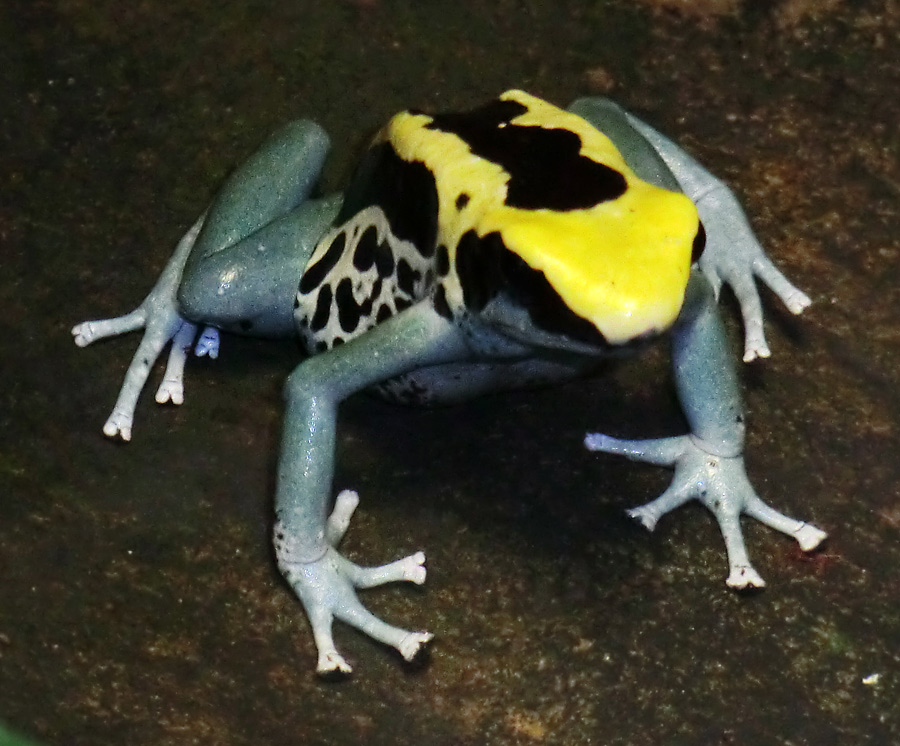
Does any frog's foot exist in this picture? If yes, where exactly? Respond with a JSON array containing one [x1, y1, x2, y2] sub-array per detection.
[[584, 433, 827, 588], [75, 308, 199, 440], [693, 186, 811, 362], [276, 490, 432, 675], [72, 217, 210, 440]]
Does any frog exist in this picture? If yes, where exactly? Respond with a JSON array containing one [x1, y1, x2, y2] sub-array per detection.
[[73, 90, 826, 675]]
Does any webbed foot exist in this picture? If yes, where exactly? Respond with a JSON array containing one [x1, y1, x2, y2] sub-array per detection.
[[72, 216, 216, 440], [584, 432, 826, 588], [275, 490, 432, 675]]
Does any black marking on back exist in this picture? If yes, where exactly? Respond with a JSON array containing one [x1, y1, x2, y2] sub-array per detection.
[[427, 98, 627, 212], [352, 225, 379, 271], [433, 284, 452, 319], [335, 277, 378, 334], [396, 258, 419, 296], [310, 283, 333, 331], [455, 229, 610, 347], [335, 141, 439, 258], [435, 245, 450, 277], [375, 239, 395, 277], [300, 233, 346, 294], [335, 278, 360, 333]]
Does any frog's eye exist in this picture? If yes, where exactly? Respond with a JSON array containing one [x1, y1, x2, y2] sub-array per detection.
[[691, 221, 706, 264]]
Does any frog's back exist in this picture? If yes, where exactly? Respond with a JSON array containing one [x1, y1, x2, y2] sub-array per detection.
[[294, 90, 701, 355]]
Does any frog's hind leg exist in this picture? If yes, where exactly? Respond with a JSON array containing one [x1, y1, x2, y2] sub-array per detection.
[[74, 120, 336, 440], [585, 272, 826, 588]]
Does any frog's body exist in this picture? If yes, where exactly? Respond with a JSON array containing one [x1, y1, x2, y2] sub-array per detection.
[[73, 91, 825, 675], [297, 92, 698, 357], [291, 91, 705, 409]]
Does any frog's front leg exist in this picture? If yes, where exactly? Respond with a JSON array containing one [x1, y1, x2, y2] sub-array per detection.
[[585, 273, 826, 588], [275, 302, 470, 674], [620, 108, 812, 361], [569, 97, 811, 362]]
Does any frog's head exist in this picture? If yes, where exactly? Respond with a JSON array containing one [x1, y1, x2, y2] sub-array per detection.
[[455, 194, 705, 355]]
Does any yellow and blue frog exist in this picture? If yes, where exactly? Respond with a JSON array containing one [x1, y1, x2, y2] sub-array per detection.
[[73, 91, 826, 675]]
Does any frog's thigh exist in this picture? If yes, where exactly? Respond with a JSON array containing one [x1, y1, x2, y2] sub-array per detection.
[[177, 120, 339, 338], [178, 197, 340, 338], [375, 358, 591, 405]]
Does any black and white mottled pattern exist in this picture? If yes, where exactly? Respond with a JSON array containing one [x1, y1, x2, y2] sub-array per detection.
[[294, 206, 436, 354]]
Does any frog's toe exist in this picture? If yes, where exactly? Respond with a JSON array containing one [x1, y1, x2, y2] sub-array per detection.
[[740, 491, 828, 551], [334, 595, 432, 663], [626, 505, 660, 532], [325, 489, 360, 545], [154, 321, 197, 406], [194, 326, 220, 358], [403, 552, 427, 585], [584, 432, 688, 466], [155, 377, 184, 405], [363, 551, 427, 585], [742, 322, 771, 363], [72, 309, 147, 347], [627, 473, 700, 531], [398, 631, 434, 662], [102, 410, 134, 441], [793, 523, 827, 552], [752, 254, 812, 315], [782, 287, 812, 315], [344, 552, 428, 588], [726, 565, 766, 590], [306, 609, 354, 676], [316, 648, 353, 676], [71, 322, 94, 347]]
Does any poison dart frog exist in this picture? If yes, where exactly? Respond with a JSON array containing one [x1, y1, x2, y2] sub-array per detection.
[[73, 90, 826, 675]]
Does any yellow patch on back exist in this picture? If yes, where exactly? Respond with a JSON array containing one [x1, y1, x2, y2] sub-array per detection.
[[384, 90, 699, 344]]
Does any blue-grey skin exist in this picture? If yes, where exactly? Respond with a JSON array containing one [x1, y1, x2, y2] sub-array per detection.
[[73, 98, 826, 675]]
